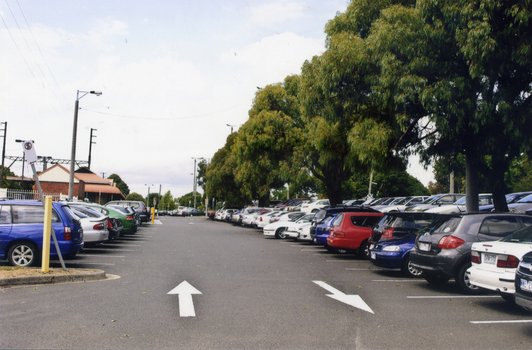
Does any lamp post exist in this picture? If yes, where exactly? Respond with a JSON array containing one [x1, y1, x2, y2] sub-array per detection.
[[192, 157, 204, 209], [15, 139, 25, 187], [68, 90, 102, 200], [226, 124, 236, 133], [145, 184, 154, 208]]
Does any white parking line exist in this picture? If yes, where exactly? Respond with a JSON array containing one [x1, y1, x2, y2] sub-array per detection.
[[470, 320, 532, 324], [83, 249, 135, 252], [372, 279, 420, 282], [407, 295, 500, 299], [58, 262, 116, 266], [76, 254, 125, 258]]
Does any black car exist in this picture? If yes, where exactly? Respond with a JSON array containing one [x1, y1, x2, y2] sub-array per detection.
[[410, 213, 532, 294], [370, 212, 441, 244], [515, 251, 532, 312]]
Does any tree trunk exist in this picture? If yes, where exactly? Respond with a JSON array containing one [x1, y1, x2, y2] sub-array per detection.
[[323, 160, 344, 207], [465, 150, 479, 212], [491, 150, 509, 212]]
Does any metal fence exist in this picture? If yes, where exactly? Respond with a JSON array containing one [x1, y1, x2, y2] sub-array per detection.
[[4, 188, 62, 201]]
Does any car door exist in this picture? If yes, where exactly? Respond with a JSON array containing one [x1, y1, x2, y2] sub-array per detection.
[[0, 205, 13, 255]]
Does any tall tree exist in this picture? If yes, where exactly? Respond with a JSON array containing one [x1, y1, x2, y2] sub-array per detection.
[[108, 173, 130, 196], [233, 77, 303, 206]]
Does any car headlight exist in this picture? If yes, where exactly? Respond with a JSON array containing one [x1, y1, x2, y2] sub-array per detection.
[[382, 245, 401, 252]]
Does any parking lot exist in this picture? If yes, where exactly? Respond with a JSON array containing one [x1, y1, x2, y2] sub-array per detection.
[[2, 216, 532, 349]]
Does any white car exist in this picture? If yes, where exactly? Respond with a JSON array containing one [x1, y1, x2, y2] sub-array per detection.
[[301, 199, 330, 213], [284, 214, 316, 239], [286, 223, 313, 241], [426, 194, 493, 214], [468, 225, 532, 302], [251, 211, 277, 228], [263, 212, 307, 239], [379, 196, 429, 213], [70, 207, 109, 244], [241, 208, 267, 226]]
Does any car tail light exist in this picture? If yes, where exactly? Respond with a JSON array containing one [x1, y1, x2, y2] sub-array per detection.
[[471, 251, 481, 264], [93, 222, 105, 230], [497, 255, 520, 268], [438, 235, 465, 249], [64, 226, 72, 241], [107, 219, 114, 229], [333, 230, 345, 238], [126, 215, 134, 221], [382, 228, 395, 239]]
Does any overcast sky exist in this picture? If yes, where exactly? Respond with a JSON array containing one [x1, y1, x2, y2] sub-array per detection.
[[1, 0, 433, 200]]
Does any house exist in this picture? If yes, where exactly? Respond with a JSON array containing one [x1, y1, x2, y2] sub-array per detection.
[[33, 164, 125, 203]]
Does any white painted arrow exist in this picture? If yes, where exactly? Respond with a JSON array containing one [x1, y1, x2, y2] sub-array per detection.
[[313, 280, 374, 314], [168, 281, 202, 317]]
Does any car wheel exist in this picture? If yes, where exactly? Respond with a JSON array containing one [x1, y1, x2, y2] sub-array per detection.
[[8, 242, 39, 267], [358, 240, 370, 259], [456, 262, 481, 294], [275, 228, 287, 239], [402, 255, 424, 278], [424, 273, 450, 286]]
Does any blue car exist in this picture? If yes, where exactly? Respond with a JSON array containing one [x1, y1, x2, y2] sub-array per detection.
[[370, 234, 423, 278], [0, 200, 84, 267], [312, 214, 337, 247]]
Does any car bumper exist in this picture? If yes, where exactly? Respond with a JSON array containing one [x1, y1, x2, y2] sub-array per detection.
[[83, 230, 109, 243], [467, 265, 516, 293], [284, 230, 298, 238], [370, 251, 404, 269], [410, 249, 460, 278], [263, 229, 275, 237]]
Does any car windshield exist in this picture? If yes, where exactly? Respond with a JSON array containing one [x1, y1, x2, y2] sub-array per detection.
[[517, 194, 532, 203], [421, 195, 441, 204], [296, 214, 315, 223], [501, 226, 532, 243]]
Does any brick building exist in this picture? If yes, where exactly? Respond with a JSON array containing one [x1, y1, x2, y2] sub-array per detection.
[[32, 164, 125, 203]]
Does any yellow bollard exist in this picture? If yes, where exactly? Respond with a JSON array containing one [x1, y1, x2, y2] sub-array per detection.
[[41, 196, 53, 273], [151, 207, 155, 224]]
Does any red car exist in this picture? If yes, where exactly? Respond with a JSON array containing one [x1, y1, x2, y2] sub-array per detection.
[[327, 211, 384, 258]]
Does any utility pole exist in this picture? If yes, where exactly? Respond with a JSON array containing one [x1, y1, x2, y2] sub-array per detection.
[[0, 122, 6, 186], [88, 128, 97, 169]]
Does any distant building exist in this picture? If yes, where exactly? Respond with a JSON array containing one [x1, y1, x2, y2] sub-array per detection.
[[31, 164, 125, 203]]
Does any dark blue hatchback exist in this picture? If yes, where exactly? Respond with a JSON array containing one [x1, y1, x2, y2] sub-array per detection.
[[370, 234, 422, 277], [0, 200, 84, 266]]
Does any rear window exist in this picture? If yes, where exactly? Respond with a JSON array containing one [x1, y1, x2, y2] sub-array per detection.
[[479, 216, 520, 237], [350, 215, 382, 228], [501, 226, 532, 243], [420, 216, 462, 235]]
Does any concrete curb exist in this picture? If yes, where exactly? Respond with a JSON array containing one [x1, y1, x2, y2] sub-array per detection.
[[0, 269, 107, 287]]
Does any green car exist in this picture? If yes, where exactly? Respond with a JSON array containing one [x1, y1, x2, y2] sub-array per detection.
[[69, 202, 138, 235]]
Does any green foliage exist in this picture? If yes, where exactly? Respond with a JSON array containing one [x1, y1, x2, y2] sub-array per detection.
[[160, 190, 176, 211], [108, 173, 130, 196], [126, 192, 144, 202], [232, 77, 304, 206], [177, 192, 203, 210]]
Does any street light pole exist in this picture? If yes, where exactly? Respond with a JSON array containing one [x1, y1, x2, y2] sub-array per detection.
[[68, 90, 102, 200], [226, 124, 236, 133], [192, 157, 204, 209]]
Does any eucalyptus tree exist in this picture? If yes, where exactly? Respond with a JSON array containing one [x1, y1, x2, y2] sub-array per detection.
[[205, 132, 249, 206], [232, 76, 304, 207]]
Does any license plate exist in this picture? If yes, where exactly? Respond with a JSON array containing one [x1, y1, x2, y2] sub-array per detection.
[[484, 253, 497, 265], [371, 253, 376, 260], [419, 242, 431, 251], [520, 279, 532, 292]]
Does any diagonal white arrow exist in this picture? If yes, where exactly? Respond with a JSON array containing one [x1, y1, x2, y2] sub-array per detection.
[[313, 280, 374, 314], [168, 281, 202, 317]]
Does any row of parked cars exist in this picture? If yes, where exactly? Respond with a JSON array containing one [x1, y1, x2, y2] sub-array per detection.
[[211, 192, 532, 312], [0, 199, 151, 267]]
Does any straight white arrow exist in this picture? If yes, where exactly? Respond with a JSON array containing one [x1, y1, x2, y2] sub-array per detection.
[[168, 281, 202, 317], [313, 280, 374, 314]]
